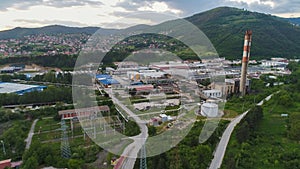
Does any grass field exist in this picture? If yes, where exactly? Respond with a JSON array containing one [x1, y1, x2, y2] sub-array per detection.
[[34, 118, 62, 133]]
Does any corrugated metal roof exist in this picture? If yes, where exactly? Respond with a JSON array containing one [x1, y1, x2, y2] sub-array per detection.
[[99, 79, 120, 85], [96, 74, 120, 85], [0, 159, 11, 164], [0, 82, 46, 94], [96, 74, 112, 79]]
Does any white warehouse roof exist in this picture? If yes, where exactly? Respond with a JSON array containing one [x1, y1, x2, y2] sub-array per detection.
[[0, 82, 46, 94]]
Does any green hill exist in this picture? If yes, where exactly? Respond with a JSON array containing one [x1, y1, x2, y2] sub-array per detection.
[[0, 24, 152, 40], [185, 7, 300, 60], [0, 25, 113, 39], [0, 7, 300, 60], [285, 17, 300, 25]]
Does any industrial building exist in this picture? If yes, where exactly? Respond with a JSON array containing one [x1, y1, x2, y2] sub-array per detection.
[[150, 62, 189, 71], [261, 58, 289, 68], [58, 106, 110, 120], [127, 70, 166, 82], [0, 82, 46, 95], [127, 84, 154, 94], [96, 74, 120, 88], [111, 61, 149, 75], [149, 114, 173, 126], [0, 66, 23, 73], [211, 82, 235, 97], [202, 89, 222, 98], [211, 78, 251, 97]]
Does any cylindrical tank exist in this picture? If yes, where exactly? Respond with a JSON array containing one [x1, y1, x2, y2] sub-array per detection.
[[201, 103, 218, 117]]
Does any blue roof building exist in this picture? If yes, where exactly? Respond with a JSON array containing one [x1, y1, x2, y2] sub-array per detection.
[[96, 74, 120, 87], [96, 74, 112, 80]]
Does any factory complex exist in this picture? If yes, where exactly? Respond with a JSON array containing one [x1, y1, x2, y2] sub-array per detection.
[[0, 82, 46, 95], [94, 30, 293, 130]]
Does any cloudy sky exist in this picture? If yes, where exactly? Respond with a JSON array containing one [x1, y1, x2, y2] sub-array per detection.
[[0, 0, 299, 31]]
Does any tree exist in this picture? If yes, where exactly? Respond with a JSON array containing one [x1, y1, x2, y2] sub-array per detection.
[[288, 113, 300, 140], [68, 159, 84, 169], [199, 78, 211, 89], [148, 126, 157, 136], [43, 71, 56, 83], [22, 157, 38, 169], [236, 121, 250, 143], [287, 61, 299, 72], [45, 155, 54, 166], [245, 106, 263, 130], [124, 121, 140, 136], [278, 92, 293, 107], [0, 75, 12, 82]]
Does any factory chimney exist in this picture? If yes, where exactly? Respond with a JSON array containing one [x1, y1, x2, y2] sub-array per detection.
[[240, 30, 252, 96]]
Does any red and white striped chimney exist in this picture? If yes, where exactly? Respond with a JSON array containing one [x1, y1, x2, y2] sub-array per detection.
[[240, 30, 252, 96]]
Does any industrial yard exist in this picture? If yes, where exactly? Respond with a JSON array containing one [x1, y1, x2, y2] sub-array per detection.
[[0, 4, 299, 169]]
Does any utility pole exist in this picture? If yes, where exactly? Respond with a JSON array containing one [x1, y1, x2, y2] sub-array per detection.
[[140, 144, 147, 169], [0, 140, 6, 156], [61, 120, 71, 159]]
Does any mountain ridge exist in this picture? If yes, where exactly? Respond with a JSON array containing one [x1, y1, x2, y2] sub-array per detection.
[[0, 25, 105, 39], [185, 7, 300, 59], [285, 17, 300, 25], [0, 7, 300, 60]]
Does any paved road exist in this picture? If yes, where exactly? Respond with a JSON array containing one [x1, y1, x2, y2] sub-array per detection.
[[25, 119, 39, 149], [104, 88, 148, 169], [209, 93, 276, 169]]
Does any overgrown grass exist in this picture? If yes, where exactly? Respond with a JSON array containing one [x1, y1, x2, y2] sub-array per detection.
[[34, 118, 61, 132]]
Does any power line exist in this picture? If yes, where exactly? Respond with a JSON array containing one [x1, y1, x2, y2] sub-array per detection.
[[61, 119, 71, 159]]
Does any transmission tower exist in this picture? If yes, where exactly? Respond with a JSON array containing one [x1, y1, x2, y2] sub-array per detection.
[[61, 119, 71, 159], [140, 144, 147, 169]]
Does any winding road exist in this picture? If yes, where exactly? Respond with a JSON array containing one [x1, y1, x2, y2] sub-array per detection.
[[209, 93, 276, 169], [105, 88, 149, 169]]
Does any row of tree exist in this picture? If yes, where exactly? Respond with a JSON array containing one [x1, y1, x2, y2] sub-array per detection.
[[32, 71, 73, 84], [235, 106, 263, 143], [0, 55, 77, 70], [0, 86, 72, 106], [0, 74, 27, 82], [0, 71, 73, 84]]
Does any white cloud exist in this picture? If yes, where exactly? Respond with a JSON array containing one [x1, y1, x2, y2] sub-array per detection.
[[138, 1, 182, 15], [228, 0, 275, 8], [0, 0, 184, 31], [0, 0, 299, 31], [0, 4, 127, 30], [275, 12, 300, 18]]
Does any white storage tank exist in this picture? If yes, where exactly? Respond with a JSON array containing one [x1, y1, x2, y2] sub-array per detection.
[[201, 103, 218, 117]]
